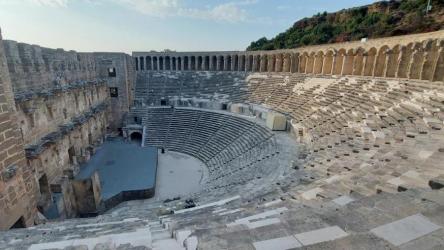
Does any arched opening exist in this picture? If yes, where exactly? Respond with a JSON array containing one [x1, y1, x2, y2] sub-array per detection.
[[421, 40, 439, 81], [363, 48, 377, 76], [226, 56, 232, 71], [374, 46, 388, 77], [135, 57, 139, 71], [275, 54, 283, 72], [247, 55, 253, 71], [291, 53, 299, 73], [332, 49, 345, 75], [433, 42, 444, 82], [190, 56, 196, 70], [146, 56, 152, 70], [159, 57, 164, 71], [153, 57, 158, 70], [183, 57, 189, 70], [233, 55, 239, 71], [38, 174, 51, 209], [305, 52, 315, 74], [172, 57, 176, 71], [283, 53, 291, 72], [299, 53, 307, 73], [204, 56, 210, 70], [211, 56, 217, 71], [218, 56, 224, 71], [323, 50, 334, 74], [239, 55, 246, 71], [342, 49, 354, 75], [139, 56, 145, 70], [386, 45, 400, 77], [177, 57, 182, 71], [397, 44, 413, 78], [268, 54, 276, 72], [130, 132, 143, 144], [313, 51, 324, 74], [260, 54, 267, 72], [197, 56, 203, 70], [165, 56, 171, 70]]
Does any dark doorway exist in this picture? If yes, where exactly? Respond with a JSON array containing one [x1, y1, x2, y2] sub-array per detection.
[[222, 103, 228, 110], [130, 132, 143, 144], [68, 147, 76, 165], [10, 216, 26, 229], [160, 100, 167, 106]]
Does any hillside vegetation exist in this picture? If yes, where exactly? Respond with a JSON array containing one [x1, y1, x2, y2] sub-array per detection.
[[247, 0, 444, 51]]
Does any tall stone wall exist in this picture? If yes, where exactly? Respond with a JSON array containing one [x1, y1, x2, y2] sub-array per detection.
[[133, 30, 444, 82], [0, 29, 37, 230], [0, 35, 135, 229], [94, 53, 135, 130]]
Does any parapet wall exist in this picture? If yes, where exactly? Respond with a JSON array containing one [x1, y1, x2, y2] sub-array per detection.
[[133, 30, 444, 82]]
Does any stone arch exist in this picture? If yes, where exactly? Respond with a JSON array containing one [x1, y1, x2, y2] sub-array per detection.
[[171, 57, 176, 71], [233, 55, 239, 71], [409, 42, 424, 79], [177, 57, 182, 70], [397, 44, 414, 78], [146, 56, 152, 70], [135, 57, 139, 71], [218, 55, 224, 71], [352, 48, 365, 76], [323, 50, 334, 74], [253, 55, 261, 72], [153, 56, 159, 70], [283, 53, 291, 72], [211, 56, 217, 71], [267, 54, 275, 72], [260, 54, 268, 72], [299, 52, 308, 73], [313, 51, 324, 74], [129, 131, 143, 144], [139, 56, 145, 70], [225, 55, 232, 71], [159, 57, 164, 71], [291, 53, 299, 73], [275, 53, 283, 72], [385, 45, 400, 77], [305, 52, 315, 74], [197, 56, 203, 70], [332, 49, 345, 75], [190, 56, 196, 70], [363, 48, 377, 76], [165, 56, 171, 70], [421, 40, 440, 81], [247, 55, 253, 71], [374, 46, 388, 77], [183, 56, 188, 70], [342, 49, 354, 75], [433, 40, 444, 82], [239, 55, 246, 71], [204, 56, 210, 70]]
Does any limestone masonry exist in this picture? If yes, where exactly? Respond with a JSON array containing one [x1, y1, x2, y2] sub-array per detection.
[[0, 26, 444, 250]]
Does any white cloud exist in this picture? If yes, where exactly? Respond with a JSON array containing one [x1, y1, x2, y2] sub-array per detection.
[[113, 0, 257, 23], [0, 0, 70, 7]]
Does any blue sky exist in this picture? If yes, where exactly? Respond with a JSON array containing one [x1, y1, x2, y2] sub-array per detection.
[[0, 0, 378, 53]]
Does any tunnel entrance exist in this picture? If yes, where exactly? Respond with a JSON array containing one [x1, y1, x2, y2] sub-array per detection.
[[10, 216, 26, 229], [130, 132, 142, 144]]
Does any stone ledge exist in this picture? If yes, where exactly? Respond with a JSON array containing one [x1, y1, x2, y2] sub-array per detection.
[[24, 101, 108, 159]]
